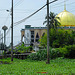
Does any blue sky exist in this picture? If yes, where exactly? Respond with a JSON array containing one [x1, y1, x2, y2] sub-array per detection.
[[0, 0, 75, 46]]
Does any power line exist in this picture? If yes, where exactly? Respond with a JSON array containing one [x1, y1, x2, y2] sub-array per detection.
[[51, 0, 69, 7], [5, 0, 58, 47], [14, 0, 24, 8], [8, 0, 75, 14], [14, 0, 58, 26], [51, 0, 75, 8], [4, 14, 10, 25], [6, 26, 11, 35], [5, 16, 45, 37]]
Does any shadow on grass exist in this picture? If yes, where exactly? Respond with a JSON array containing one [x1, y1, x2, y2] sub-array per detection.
[[0, 61, 11, 64]]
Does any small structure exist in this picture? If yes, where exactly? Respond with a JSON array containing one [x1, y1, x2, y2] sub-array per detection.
[[21, 25, 47, 51], [2, 25, 8, 56]]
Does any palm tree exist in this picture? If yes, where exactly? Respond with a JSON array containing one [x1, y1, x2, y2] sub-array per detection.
[[43, 12, 60, 29]]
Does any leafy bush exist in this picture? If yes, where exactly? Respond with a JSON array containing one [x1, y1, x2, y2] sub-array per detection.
[[28, 48, 61, 60], [50, 48, 60, 59], [16, 45, 32, 54], [64, 44, 75, 58], [40, 29, 75, 48], [28, 44, 75, 60], [55, 47, 69, 57], [28, 50, 47, 60], [55, 45, 75, 58], [7, 43, 33, 54]]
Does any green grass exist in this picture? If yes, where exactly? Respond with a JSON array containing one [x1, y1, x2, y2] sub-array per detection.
[[0, 57, 75, 75]]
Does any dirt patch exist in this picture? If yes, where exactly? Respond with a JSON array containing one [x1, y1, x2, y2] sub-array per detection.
[[37, 72, 48, 74]]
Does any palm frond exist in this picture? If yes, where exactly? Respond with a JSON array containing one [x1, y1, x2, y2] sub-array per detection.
[[43, 20, 47, 25], [43, 12, 61, 29]]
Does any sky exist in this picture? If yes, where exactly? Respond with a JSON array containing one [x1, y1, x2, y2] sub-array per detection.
[[0, 0, 75, 46]]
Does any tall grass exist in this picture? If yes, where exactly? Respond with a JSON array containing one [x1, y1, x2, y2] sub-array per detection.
[[0, 57, 75, 75]]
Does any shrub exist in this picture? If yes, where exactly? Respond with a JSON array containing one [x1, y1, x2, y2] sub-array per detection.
[[28, 48, 60, 60], [55, 44, 75, 59], [7, 43, 33, 54], [64, 44, 75, 58], [28, 50, 47, 60], [40, 29, 75, 48], [15, 43, 32, 54], [50, 48, 60, 59], [55, 47, 69, 57], [28, 44, 75, 60]]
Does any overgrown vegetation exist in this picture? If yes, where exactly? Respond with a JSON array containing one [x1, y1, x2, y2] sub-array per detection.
[[15, 43, 32, 54], [0, 58, 75, 75], [39, 29, 75, 48], [0, 58, 11, 64], [43, 12, 60, 29], [7, 43, 32, 54], [28, 44, 75, 60]]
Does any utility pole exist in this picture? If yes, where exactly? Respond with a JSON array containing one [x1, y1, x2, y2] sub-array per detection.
[[46, 0, 50, 64], [11, 0, 13, 61]]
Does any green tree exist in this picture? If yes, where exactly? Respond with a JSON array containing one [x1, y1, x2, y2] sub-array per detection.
[[39, 29, 75, 48], [43, 12, 60, 29], [39, 32, 47, 48]]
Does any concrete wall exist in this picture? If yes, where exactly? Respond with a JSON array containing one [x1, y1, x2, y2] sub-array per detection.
[[30, 29, 46, 42], [25, 29, 31, 46], [21, 30, 25, 43]]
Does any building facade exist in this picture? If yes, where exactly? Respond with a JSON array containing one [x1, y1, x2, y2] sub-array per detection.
[[21, 9, 75, 51], [21, 25, 47, 51], [21, 26, 75, 51]]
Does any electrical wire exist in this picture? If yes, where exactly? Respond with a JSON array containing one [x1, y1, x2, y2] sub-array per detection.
[[4, 0, 58, 46], [6, 26, 11, 35], [51, 0, 69, 7], [14, 0, 24, 8], [4, 14, 10, 25], [14, 0, 58, 26], [2, 0, 75, 46], [51, 0, 75, 8]]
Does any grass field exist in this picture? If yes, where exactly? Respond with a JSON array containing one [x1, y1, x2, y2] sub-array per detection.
[[0, 57, 75, 75]]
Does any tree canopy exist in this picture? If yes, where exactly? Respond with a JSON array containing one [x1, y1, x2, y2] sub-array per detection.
[[43, 12, 60, 29], [39, 29, 75, 48]]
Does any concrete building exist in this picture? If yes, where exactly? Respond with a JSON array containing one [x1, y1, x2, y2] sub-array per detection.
[[21, 8, 75, 51], [21, 25, 47, 51]]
